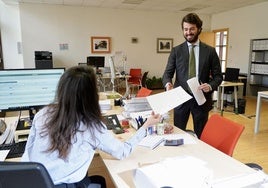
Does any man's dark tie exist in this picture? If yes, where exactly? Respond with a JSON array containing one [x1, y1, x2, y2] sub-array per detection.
[[189, 45, 196, 79]]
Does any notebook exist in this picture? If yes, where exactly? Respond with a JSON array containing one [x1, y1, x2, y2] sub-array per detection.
[[138, 135, 165, 149]]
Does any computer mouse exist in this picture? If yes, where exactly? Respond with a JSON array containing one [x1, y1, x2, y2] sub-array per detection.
[[0, 119, 7, 135]]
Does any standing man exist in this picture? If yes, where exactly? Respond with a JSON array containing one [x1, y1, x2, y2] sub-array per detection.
[[162, 13, 223, 138]]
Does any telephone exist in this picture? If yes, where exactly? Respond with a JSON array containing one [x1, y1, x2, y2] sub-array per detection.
[[102, 114, 121, 130]]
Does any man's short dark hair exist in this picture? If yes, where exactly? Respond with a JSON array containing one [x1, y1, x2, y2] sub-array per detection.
[[181, 13, 203, 30]]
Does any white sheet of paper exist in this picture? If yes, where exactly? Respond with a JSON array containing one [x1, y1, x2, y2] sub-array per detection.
[[187, 77, 206, 105], [146, 86, 192, 115], [0, 150, 10, 161], [134, 156, 213, 188]]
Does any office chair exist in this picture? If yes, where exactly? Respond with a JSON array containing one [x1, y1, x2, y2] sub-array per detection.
[[223, 67, 240, 105], [141, 71, 149, 88], [0, 161, 55, 188], [136, 87, 152, 97], [200, 114, 245, 157], [186, 114, 263, 171], [128, 68, 142, 94]]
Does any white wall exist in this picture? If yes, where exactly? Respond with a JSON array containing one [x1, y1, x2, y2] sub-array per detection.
[[2, 3, 211, 78], [0, 0, 23, 68], [211, 1, 268, 74], [2, 1, 268, 79]]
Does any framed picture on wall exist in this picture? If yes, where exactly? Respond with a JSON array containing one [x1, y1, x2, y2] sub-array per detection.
[[157, 38, 173, 53], [91, 36, 111, 53]]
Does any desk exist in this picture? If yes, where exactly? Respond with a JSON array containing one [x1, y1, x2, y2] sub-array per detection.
[[99, 127, 264, 187], [217, 81, 244, 115], [3, 106, 266, 187], [97, 74, 131, 98], [254, 91, 268, 134]]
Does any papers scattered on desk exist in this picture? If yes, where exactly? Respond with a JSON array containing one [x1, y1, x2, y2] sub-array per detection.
[[146, 86, 192, 115], [99, 99, 111, 112], [123, 97, 152, 113], [134, 156, 213, 188], [138, 135, 165, 149], [0, 150, 9, 161], [213, 170, 268, 188]]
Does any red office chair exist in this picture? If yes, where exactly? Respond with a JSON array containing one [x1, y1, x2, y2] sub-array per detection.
[[200, 114, 244, 157], [136, 87, 152, 98], [128, 68, 142, 94], [187, 114, 262, 170]]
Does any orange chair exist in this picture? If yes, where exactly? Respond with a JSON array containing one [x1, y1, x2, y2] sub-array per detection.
[[128, 68, 142, 93], [136, 87, 152, 97], [200, 114, 245, 157]]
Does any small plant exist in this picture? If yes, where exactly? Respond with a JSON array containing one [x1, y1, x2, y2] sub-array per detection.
[[146, 76, 164, 89]]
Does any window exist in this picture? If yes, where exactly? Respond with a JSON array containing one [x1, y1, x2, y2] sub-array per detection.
[[214, 29, 229, 72]]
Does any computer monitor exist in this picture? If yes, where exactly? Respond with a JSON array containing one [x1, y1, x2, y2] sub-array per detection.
[[86, 56, 105, 69], [0, 68, 65, 120]]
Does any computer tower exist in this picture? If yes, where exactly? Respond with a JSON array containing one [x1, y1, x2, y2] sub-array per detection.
[[35, 51, 53, 69]]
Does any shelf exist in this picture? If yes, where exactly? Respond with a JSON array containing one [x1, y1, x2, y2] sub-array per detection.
[[249, 84, 268, 88], [251, 62, 268, 64], [252, 50, 268, 52], [249, 38, 268, 95], [250, 73, 268, 76]]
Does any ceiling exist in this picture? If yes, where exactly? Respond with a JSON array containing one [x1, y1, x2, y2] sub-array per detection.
[[2, 0, 267, 15]]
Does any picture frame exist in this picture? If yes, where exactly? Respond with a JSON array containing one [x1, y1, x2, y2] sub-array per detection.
[[91, 36, 111, 53], [157, 38, 173, 53]]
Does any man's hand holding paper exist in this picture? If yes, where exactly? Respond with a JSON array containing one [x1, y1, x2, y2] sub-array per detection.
[[187, 77, 206, 105]]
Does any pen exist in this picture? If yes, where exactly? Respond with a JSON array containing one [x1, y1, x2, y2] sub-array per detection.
[[152, 138, 165, 150], [135, 118, 140, 127]]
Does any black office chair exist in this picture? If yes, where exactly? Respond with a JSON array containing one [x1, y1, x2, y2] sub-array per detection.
[[141, 71, 149, 88], [223, 67, 240, 107], [224, 67, 240, 92], [0, 161, 55, 188]]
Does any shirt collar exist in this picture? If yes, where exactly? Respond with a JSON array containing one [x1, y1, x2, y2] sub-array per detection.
[[187, 39, 200, 47]]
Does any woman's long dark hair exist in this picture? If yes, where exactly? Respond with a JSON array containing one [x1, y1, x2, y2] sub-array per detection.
[[42, 66, 103, 159]]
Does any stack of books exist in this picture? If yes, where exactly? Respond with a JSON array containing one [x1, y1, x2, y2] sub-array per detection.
[[123, 97, 152, 113], [99, 99, 111, 112]]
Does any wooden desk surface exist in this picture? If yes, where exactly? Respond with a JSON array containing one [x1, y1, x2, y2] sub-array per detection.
[[220, 81, 244, 87], [99, 127, 259, 188], [3, 104, 265, 187]]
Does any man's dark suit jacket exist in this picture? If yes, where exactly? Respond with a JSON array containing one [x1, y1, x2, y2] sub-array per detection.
[[162, 41, 223, 111]]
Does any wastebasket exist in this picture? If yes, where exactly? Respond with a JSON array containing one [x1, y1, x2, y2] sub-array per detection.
[[238, 98, 246, 114]]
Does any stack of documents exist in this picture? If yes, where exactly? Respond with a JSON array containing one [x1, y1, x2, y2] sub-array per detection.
[[99, 99, 111, 112], [123, 97, 152, 113], [134, 156, 213, 187]]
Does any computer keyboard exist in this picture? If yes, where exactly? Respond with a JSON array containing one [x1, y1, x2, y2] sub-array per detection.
[[0, 141, 27, 159]]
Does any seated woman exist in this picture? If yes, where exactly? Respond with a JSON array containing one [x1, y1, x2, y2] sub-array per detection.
[[21, 65, 161, 188]]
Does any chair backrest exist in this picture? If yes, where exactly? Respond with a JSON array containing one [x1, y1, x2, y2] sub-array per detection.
[[224, 68, 240, 93], [224, 67, 240, 82], [128, 68, 142, 84], [0, 161, 55, 188], [136, 87, 152, 97], [200, 114, 244, 156], [141, 71, 149, 87]]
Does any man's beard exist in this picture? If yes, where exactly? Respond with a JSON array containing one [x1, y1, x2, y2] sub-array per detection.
[[184, 33, 199, 43]]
